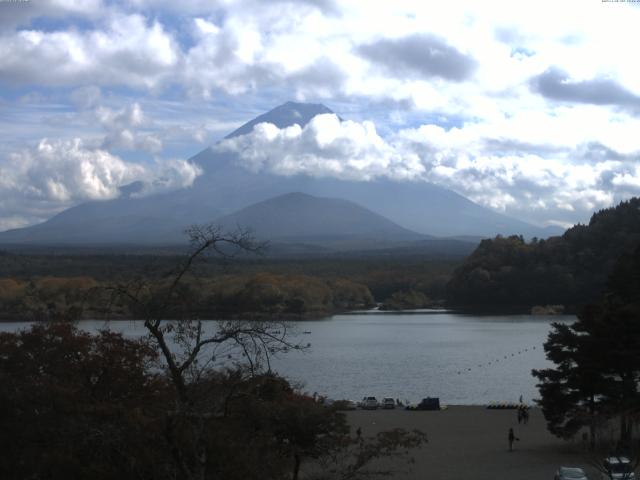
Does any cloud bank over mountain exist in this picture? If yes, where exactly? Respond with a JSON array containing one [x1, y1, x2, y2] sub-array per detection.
[[2, 0, 640, 229], [218, 114, 425, 181], [219, 113, 640, 227], [0, 137, 200, 231]]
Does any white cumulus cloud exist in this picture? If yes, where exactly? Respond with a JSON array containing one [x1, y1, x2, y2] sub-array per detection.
[[0, 13, 179, 89], [217, 113, 424, 180], [0, 138, 201, 229], [218, 114, 640, 226]]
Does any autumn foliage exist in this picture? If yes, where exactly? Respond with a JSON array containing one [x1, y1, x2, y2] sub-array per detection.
[[0, 323, 425, 480]]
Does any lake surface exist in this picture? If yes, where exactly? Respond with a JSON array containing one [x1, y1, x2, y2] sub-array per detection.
[[0, 310, 573, 405]]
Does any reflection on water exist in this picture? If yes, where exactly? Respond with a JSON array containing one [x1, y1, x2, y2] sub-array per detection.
[[0, 311, 573, 405]]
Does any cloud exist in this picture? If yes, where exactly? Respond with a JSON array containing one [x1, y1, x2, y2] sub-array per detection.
[[530, 68, 640, 111], [0, 0, 105, 30], [218, 114, 640, 226], [0, 13, 178, 88], [95, 102, 145, 130], [1, 138, 144, 204], [131, 158, 203, 197], [94, 102, 163, 152], [101, 129, 163, 153], [357, 34, 477, 82], [70, 86, 103, 109], [0, 138, 201, 229], [395, 123, 640, 223], [285, 57, 348, 98], [217, 113, 424, 181], [2, 0, 640, 229]]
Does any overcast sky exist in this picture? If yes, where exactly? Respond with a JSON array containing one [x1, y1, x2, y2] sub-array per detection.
[[1, 0, 640, 231]]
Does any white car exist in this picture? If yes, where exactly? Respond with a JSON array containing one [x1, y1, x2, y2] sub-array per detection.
[[361, 396, 379, 409], [382, 397, 396, 409], [343, 400, 358, 410]]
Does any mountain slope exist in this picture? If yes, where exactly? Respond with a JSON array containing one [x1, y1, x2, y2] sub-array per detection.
[[0, 101, 560, 246], [0, 188, 221, 245], [217, 192, 425, 242]]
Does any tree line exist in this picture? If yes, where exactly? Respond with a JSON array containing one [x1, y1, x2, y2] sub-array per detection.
[[0, 252, 458, 320], [534, 244, 640, 457], [0, 273, 375, 321], [446, 198, 640, 312]]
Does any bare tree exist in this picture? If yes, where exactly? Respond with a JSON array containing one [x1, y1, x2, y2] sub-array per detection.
[[105, 223, 427, 480], [108, 224, 304, 480]]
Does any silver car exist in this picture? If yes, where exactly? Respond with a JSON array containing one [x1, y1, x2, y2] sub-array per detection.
[[362, 396, 379, 409], [382, 397, 396, 409], [555, 467, 588, 480]]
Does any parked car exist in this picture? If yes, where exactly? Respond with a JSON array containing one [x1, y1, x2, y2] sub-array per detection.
[[362, 396, 379, 409], [333, 399, 358, 410], [407, 397, 440, 411], [602, 456, 635, 480], [554, 466, 588, 480], [382, 397, 396, 409], [344, 400, 358, 410]]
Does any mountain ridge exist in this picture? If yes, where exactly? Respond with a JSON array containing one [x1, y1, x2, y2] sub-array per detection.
[[0, 101, 562, 246], [217, 191, 425, 242]]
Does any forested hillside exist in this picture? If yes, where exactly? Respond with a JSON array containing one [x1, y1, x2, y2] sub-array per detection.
[[0, 273, 376, 321], [446, 198, 640, 311], [0, 248, 458, 320]]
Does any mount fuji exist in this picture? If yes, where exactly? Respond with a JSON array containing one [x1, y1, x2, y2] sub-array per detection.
[[0, 102, 560, 249]]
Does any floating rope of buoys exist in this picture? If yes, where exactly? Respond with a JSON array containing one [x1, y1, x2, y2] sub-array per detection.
[[454, 344, 543, 376], [486, 402, 528, 410]]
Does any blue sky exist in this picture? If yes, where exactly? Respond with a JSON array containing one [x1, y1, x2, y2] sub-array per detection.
[[1, 0, 640, 231]]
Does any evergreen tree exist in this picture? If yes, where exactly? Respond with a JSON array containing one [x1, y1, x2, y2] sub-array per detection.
[[533, 246, 640, 449]]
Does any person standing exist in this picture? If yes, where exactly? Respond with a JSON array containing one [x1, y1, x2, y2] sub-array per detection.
[[508, 428, 515, 451]]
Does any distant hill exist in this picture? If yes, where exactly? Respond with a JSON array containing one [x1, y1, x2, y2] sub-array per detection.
[[446, 198, 640, 312], [217, 192, 424, 243], [0, 101, 561, 247]]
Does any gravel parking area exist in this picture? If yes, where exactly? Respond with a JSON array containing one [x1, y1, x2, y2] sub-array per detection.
[[346, 406, 601, 480]]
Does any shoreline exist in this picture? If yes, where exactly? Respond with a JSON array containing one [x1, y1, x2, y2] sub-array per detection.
[[0, 306, 575, 323]]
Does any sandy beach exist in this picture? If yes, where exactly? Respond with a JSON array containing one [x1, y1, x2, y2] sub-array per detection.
[[347, 406, 601, 480]]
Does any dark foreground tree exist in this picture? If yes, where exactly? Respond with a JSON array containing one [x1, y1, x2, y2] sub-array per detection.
[[533, 311, 611, 448], [533, 246, 640, 451], [0, 322, 425, 480], [103, 224, 426, 480], [107, 225, 302, 480], [0, 323, 170, 480]]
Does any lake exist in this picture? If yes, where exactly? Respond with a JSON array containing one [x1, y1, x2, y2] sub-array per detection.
[[0, 310, 573, 405]]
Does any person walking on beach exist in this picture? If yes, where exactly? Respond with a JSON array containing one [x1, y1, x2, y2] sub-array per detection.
[[508, 428, 516, 451]]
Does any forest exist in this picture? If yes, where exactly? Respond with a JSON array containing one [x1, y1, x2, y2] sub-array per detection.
[[4, 197, 640, 320], [0, 250, 457, 321], [446, 198, 640, 312], [533, 243, 640, 451]]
